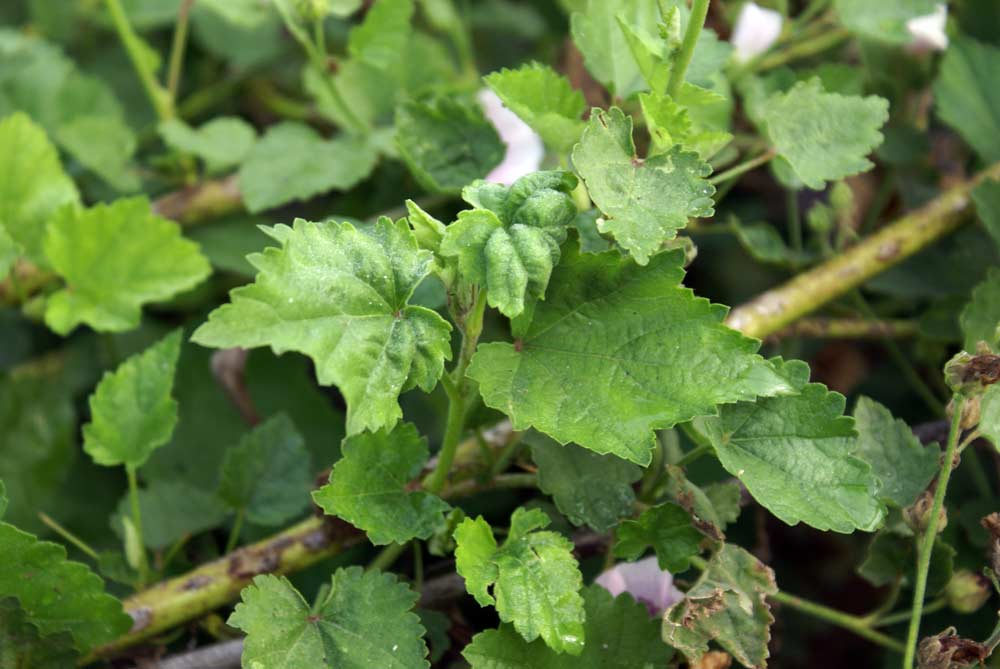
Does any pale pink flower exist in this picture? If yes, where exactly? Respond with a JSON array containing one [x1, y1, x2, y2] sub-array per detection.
[[477, 89, 544, 186], [595, 556, 685, 615], [730, 2, 783, 63], [907, 4, 948, 53]]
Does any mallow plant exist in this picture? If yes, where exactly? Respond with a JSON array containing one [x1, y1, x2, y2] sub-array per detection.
[[3, 0, 1000, 667]]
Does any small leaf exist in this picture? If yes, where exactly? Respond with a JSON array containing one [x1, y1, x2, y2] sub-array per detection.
[[960, 268, 1000, 351], [703, 382, 886, 533], [484, 63, 586, 154], [347, 0, 414, 71], [229, 569, 429, 669], [463, 585, 671, 668], [193, 218, 452, 435], [405, 199, 447, 255], [217, 414, 313, 527], [395, 96, 504, 194], [613, 502, 704, 572], [935, 37, 1000, 163], [761, 78, 888, 190], [83, 330, 182, 470], [853, 396, 940, 508], [454, 508, 586, 655], [569, 0, 660, 99], [238, 122, 378, 213], [159, 117, 257, 173], [113, 479, 228, 549], [663, 544, 777, 669], [0, 112, 79, 265], [639, 86, 733, 160], [572, 107, 715, 264], [468, 244, 791, 465], [312, 422, 450, 545], [43, 197, 212, 334]]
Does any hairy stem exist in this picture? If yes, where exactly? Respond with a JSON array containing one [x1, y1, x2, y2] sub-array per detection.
[[771, 589, 906, 653], [166, 0, 195, 105], [709, 150, 776, 185], [903, 396, 965, 669], [770, 317, 918, 340], [104, 0, 173, 121], [726, 162, 1000, 338], [666, 0, 710, 97]]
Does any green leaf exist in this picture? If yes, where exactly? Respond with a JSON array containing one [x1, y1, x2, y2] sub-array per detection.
[[454, 508, 586, 655], [0, 598, 78, 669], [405, 199, 447, 255], [935, 37, 1000, 163], [468, 245, 791, 466], [859, 531, 955, 594], [82, 330, 182, 469], [43, 197, 212, 334], [571, 107, 715, 264], [570, 0, 660, 99], [664, 544, 777, 668], [347, 0, 414, 71], [0, 480, 6, 520], [980, 384, 1000, 451], [639, 86, 733, 160], [217, 414, 312, 527], [761, 79, 888, 190], [484, 63, 586, 154], [238, 122, 378, 213], [312, 422, 450, 545], [973, 179, 1000, 251], [529, 433, 640, 532], [833, 0, 938, 44], [960, 268, 1000, 351], [159, 117, 257, 174], [853, 396, 940, 508], [441, 171, 578, 317], [113, 479, 228, 549], [613, 502, 703, 572], [229, 569, 428, 669], [0, 521, 131, 652], [463, 585, 671, 668], [0, 112, 79, 265], [192, 218, 452, 435], [56, 115, 140, 192], [703, 382, 886, 533], [395, 96, 504, 194], [662, 466, 740, 539]]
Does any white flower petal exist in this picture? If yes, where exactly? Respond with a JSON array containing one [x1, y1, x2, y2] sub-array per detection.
[[907, 3, 948, 52], [477, 88, 544, 185], [595, 556, 685, 615], [731, 2, 783, 63]]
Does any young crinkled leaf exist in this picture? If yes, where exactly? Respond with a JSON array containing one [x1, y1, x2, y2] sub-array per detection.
[[484, 63, 586, 154], [529, 433, 641, 532], [0, 112, 79, 265], [454, 508, 586, 655], [463, 585, 671, 668], [238, 122, 378, 213], [960, 268, 1000, 351], [468, 245, 791, 465], [571, 107, 715, 265], [229, 569, 429, 669], [441, 171, 578, 317], [761, 78, 889, 190], [613, 502, 704, 572], [43, 198, 212, 334], [663, 544, 777, 668], [702, 382, 886, 533], [159, 117, 257, 174], [0, 598, 79, 669], [395, 96, 505, 194], [853, 396, 940, 508], [935, 37, 1000, 163], [83, 330, 182, 469], [192, 218, 452, 435], [217, 413, 313, 527], [312, 422, 450, 545]]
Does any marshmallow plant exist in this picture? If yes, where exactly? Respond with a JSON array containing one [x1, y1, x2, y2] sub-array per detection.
[[2, 1, 1000, 669]]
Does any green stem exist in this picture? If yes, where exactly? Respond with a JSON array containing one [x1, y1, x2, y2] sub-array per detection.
[[676, 443, 711, 467], [37, 512, 99, 560], [166, 0, 194, 105], [903, 396, 965, 669], [104, 0, 173, 121], [224, 508, 245, 554], [489, 432, 524, 476], [666, 0, 710, 97], [708, 150, 776, 185], [125, 465, 150, 587], [771, 589, 906, 653], [874, 597, 945, 628], [368, 542, 408, 572], [753, 26, 851, 71], [787, 189, 802, 254]]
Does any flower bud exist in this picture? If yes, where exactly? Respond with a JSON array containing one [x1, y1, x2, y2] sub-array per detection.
[[904, 491, 947, 535], [917, 627, 987, 669], [945, 570, 991, 613], [294, 0, 331, 23], [944, 345, 1000, 396]]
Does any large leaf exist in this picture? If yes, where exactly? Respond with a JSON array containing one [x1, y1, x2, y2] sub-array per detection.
[[312, 422, 450, 545], [217, 413, 313, 527], [484, 63, 586, 154], [0, 112, 78, 265], [229, 569, 428, 669], [529, 433, 641, 532], [960, 268, 1000, 351], [703, 382, 886, 533], [853, 396, 939, 508], [467, 245, 791, 466], [934, 37, 1000, 163], [761, 78, 888, 189], [43, 197, 211, 334], [463, 586, 670, 668], [0, 598, 78, 669], [663, 544, 777, 669], [192, 218, 452, 435], [238, 122, 378, 213], [571, 107, 715, 264], [82, 330, 182, 470], [613, 502, 703, 572], [454, 509, 586, 655]]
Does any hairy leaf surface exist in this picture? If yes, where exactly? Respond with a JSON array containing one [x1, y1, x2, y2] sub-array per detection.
[[484, 64, 586, 153]]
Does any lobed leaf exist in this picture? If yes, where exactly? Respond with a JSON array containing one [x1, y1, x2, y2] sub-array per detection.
[[613, 502, 704, 572]]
